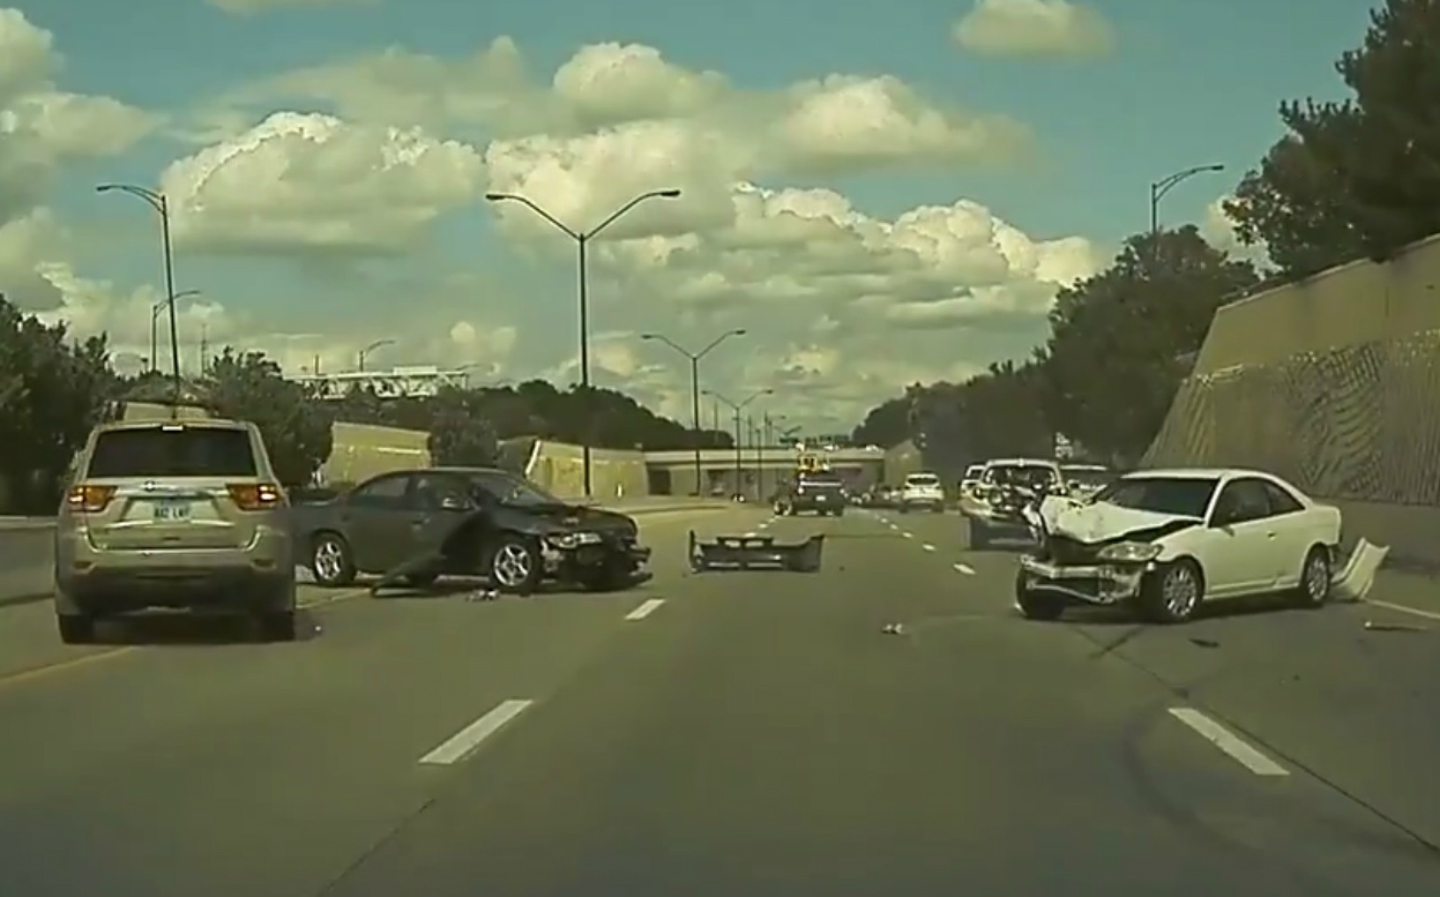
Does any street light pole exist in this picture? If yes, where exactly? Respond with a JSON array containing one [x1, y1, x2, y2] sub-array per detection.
[[357, 338, 394, 372], [1149, 164, 1225, 236], [640, 329, 747, 495], [704, 388, 773, 500], [98, 183, 183, 400], [150, 289, 202, 373], [486, 189, 682, 498]]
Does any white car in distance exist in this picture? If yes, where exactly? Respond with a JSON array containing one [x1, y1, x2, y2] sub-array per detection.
[[899, 472, 946, 513], [1016, 468, 1342, 623]]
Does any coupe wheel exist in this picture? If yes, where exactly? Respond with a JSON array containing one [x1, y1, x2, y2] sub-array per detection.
[[1295, 546, 1331, 608], [1140, 559, 1204, 624]]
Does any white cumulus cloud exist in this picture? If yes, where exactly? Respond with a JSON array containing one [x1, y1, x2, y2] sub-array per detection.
[[953, 0, 1116, 59]]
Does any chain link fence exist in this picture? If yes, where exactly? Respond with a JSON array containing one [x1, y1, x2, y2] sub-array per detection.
[[1143, 328, 1440, 506]]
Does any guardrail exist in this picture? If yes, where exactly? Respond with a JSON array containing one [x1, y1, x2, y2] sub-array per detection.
[[0, 498, 731, 609]]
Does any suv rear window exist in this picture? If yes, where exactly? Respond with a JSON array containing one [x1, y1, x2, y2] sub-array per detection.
[[86, 426, 257, 478], [906, 475, 939, 486]]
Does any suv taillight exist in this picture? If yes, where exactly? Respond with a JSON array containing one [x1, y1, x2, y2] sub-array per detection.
[[67, 484, 116, 513], [227, 483, 283, 511]]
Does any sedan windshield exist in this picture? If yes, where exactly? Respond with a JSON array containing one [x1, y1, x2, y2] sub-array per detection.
[[467, 471, 564, 507], [1094, 476, 1217, 518]]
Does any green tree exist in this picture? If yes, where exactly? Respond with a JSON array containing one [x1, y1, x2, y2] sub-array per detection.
[[205, 348, 333, 487], [426, 386, 499, 465], [0, 296, 112, 512], [1225, 0, 1440, 275], [851, 395, 911, 448], [1040, 227, 1258, 464]]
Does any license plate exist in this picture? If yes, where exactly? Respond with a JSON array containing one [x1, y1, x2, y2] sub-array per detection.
[[152, 499, 192, 522]]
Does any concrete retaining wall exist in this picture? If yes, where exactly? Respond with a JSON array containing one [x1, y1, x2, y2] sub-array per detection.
[[322, 422, 430, 485], [1144, 233, 1440, 567], [526, 441, 650, 501]]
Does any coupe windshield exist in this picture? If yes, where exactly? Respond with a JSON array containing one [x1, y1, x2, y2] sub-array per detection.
[[1094, 476, 1217, 518], [467, 470, 563, 507]]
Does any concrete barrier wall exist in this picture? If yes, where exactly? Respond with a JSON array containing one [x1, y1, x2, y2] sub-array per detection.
[[527, 441, 650, 501], [1144, 233, 1440, 567], [322, 422, 430, 485]]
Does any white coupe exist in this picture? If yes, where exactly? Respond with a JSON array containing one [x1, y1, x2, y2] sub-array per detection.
[[1015, 468, 1343, 623]]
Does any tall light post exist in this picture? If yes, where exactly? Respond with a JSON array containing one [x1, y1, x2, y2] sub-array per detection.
[[704, 388, 772, 500], [640, 329, 747, 495], [1149, 164, 1224, 236], [486, 188, 682, 498], [357, 338, 394, 372], [98, 183, 182, 398], [149, 289, 201, 373]]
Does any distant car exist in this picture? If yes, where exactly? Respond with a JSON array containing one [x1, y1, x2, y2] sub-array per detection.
[[290, 467, 651, 594], [1015, 468, 1342, 624], [966, 458, 1064, 548], [898, 472, 945, 513], [775, 471, 846, 516], [53, 417, 297, 644]]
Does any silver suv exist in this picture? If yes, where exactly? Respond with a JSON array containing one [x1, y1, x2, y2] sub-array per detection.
[[53, 417, 296, 643]]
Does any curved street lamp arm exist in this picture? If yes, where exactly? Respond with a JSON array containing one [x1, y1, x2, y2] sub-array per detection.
[[589, 189, 680, 240], [640, 332, 693, 359], [484, 193, 580, 240], [697, 328, 746, 360], [1151, 164, 1224, 204], [96, 183, 165, 215]]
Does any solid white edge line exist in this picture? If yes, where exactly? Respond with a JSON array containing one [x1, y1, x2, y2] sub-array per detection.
[[625, 598, 666, 621], [1365, 598, 1440, 622], [419, 699, 534, 765], [953, 563, 976, 575], [1168, 707, 1289, 776], [922, 543, 936, 551]]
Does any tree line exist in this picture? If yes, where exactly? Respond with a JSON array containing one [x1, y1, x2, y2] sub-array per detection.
[[0, 313, 732, 513], [852, 0, 1438, 479]]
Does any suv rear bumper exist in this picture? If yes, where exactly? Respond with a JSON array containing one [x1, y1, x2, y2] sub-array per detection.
[[54, 528, 294, 615]]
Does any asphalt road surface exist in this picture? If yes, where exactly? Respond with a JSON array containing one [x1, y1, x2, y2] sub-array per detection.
[[2, 505, 1438, 896]]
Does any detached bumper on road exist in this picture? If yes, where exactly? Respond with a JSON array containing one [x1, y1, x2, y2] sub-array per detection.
[[1018, 555, 1145, 605]]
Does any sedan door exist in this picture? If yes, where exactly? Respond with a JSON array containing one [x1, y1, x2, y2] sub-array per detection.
[[408, 473, 487, 572], [1202, 479, 1282, 596], [343, 473, 418, 574]]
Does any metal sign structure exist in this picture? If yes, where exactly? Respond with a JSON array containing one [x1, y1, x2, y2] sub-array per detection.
[[288, 366, 469, 400]]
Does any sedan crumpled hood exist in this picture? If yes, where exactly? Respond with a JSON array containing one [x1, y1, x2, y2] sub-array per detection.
[[518, 503, 637, 536], [1037, 495, 1201, 544]]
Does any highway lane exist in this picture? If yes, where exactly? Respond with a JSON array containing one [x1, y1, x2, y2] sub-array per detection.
[[1, 505, 1437, 896]]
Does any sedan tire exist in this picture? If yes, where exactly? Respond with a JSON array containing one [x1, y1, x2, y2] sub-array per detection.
[[311, 532, 357, 587], [487, 535, 543, 596]]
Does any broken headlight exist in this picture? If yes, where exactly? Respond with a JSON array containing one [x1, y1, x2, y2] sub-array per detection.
[[1097, 541, 1162, 563], [547, 531, 604, 549]]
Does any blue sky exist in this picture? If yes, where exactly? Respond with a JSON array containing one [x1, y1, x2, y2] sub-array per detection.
[[6, 0, 1377, 429]]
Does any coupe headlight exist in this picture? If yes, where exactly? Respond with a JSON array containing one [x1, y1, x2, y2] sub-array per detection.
[[547, 531, 604, 549], [1097, 541, 1161, 563]]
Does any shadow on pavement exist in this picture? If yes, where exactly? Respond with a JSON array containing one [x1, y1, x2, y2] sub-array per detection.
[[1063, 592, 1332, 626], [87, 608, 326, 646]]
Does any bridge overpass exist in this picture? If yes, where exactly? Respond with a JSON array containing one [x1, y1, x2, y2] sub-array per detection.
[[641, 447, 887, 497]]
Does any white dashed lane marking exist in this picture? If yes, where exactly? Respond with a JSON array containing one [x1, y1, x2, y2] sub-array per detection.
[[902, 532, 914, 539], [419, 699, 534, 766], [1168, 708, 1289, 777], [624, 598, 665, 621], [954, 563, 976, 575], [922, 543, 936, 552]]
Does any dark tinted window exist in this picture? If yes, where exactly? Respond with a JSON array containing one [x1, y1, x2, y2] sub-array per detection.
[[799, 473, 843, 488], [1261, 480, 1303, 515], [1095, 477, 1218, 518], [1212, 479, 1274, 524], [350, 475, 410, 507], [86, 426, 256, 478], [467, 470, 562, 506]]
